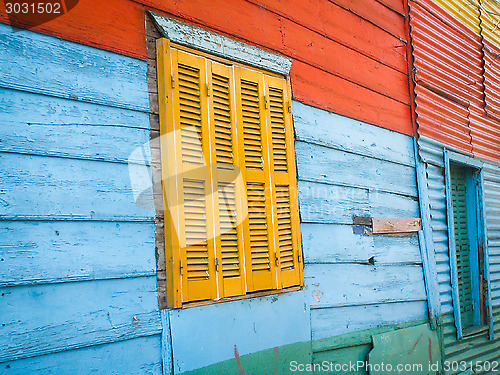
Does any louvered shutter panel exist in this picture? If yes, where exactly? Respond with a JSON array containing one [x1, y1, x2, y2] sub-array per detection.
[[208, 61, 246, 297], [265, 76, 302, 288], [172, 50, 217, 303], [450, 167, 474, 329], [235, 67, 277, 292]]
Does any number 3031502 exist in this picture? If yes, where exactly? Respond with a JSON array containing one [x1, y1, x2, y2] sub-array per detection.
[[5, 3, 61, 14], [443, 360, 499, 372]]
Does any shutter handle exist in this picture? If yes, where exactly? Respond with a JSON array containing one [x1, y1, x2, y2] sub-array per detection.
[[171, 74, 175, 88], [264, 95, 269, 109], [215, 257, 219, 271]]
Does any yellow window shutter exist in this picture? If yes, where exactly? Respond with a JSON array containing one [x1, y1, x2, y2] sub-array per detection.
[[265, 75, 303, 288], [156, 38, 182, 308], [208, 61, 246, 298], [235, 67, 278, 292], [172, 49, 218, 303]]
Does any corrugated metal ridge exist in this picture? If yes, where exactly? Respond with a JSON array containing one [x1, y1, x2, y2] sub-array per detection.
[[479, 0, 500, 49]]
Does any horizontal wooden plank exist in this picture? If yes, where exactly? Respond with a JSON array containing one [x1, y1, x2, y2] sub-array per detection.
[[292, 101, 415, 166], [332, 0, 406, 39], [169, 290, 310, 373], [297, 180, 419, 224], [0, 23, 149, 112], [0, 152, 155, 219], [0, 89, 151, 163], [0, 221, 156, 287], [247, 0, 407, 73], [372, 218, 422, 234], [310, 301, 428, 341], [1, 277, 161, 362], [280, 18, 409, 104], [2, 335, 162, 375], [301, 223, 420, 264], [295, 141, 417, 196], [291, 61, 413, 135], [305, 264, 426, 308]]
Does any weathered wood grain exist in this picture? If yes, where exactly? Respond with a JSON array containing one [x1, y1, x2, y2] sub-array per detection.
[[305, 264, 426, 308], [1, 335, 162, 375], [0, 152, 155, 219], [372, 218, 422, 234], [0, 23, 149, 112], [292, 101, 415, 166], [246, 0, 407, 73], [0, 221, 156, 287], [150, 13, 292, 75], [1, 91, 150, 164], [169, 290, 310, 373], [301, 223, 420, 264], [291, 61, 413, 135], [297, 180, 419, 224], [295, 141, 417, 196], [1, 277, 161, 362], [310, 301, 428, 340]]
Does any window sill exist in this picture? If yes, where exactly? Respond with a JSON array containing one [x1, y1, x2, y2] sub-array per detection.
[[180, 286, 302, 309], [462, 325, 489, 338]]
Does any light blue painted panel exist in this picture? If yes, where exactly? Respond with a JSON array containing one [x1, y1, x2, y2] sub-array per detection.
[[292, 101, 415, 167], [0, 335, 162, 375], [301, 223, 421, 264], [305, 264, 427, 308], [169, 290, 310, 373], [0, 152, 154, 220], [298, 180, 419, 224], [310, 301, 428, 341], [0, 24, 149, 112], [0, 89, 151, 164], [0, 221, 156, 287], [296, 141, 417, 197], [1, 277, 161, 362]]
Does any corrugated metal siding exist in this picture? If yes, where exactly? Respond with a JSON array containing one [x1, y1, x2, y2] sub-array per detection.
[[484, 161, 500, 308], [409, 0, 482, 154], [410, 0, 500, 164], [418, 136, 500, 373]]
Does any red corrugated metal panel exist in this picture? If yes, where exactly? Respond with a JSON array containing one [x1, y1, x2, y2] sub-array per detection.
[[469, 108, 500, 161], [410, 0, 500, 163], [414, 84, 473, 153], [409, 0, 483, 154], [482, 39, 500, 119]]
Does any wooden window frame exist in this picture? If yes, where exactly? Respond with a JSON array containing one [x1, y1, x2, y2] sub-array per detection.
[[156, 38, 304, 309], [444, 149, 494, 340]]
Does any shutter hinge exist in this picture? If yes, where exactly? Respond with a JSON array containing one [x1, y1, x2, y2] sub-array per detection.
[[297, 251, 302, 264], [215, 257, 219, 271], [264, 95, 269, 109], [287, 102, 292, 113], [275, 253, 279, 267], [171, 74, 175, 89], [207, 82, 211, 97], [179, 260, 183, 275]]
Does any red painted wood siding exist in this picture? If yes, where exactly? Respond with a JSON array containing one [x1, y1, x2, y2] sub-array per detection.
[[1, 0, 412, 135]]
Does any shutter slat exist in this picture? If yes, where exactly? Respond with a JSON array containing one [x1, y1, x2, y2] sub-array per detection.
[[450, 167, 474, 329]]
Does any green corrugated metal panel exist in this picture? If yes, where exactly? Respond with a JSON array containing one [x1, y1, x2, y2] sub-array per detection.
[[439, 310, 500, 375], [450, 167, 474, 329]]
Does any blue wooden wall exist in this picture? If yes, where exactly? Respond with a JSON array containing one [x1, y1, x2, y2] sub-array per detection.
[[0, 24, 431, 375], [293, 102, 428, 361], [0, 25, 162, 373], [166, 102, 429, 373]]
